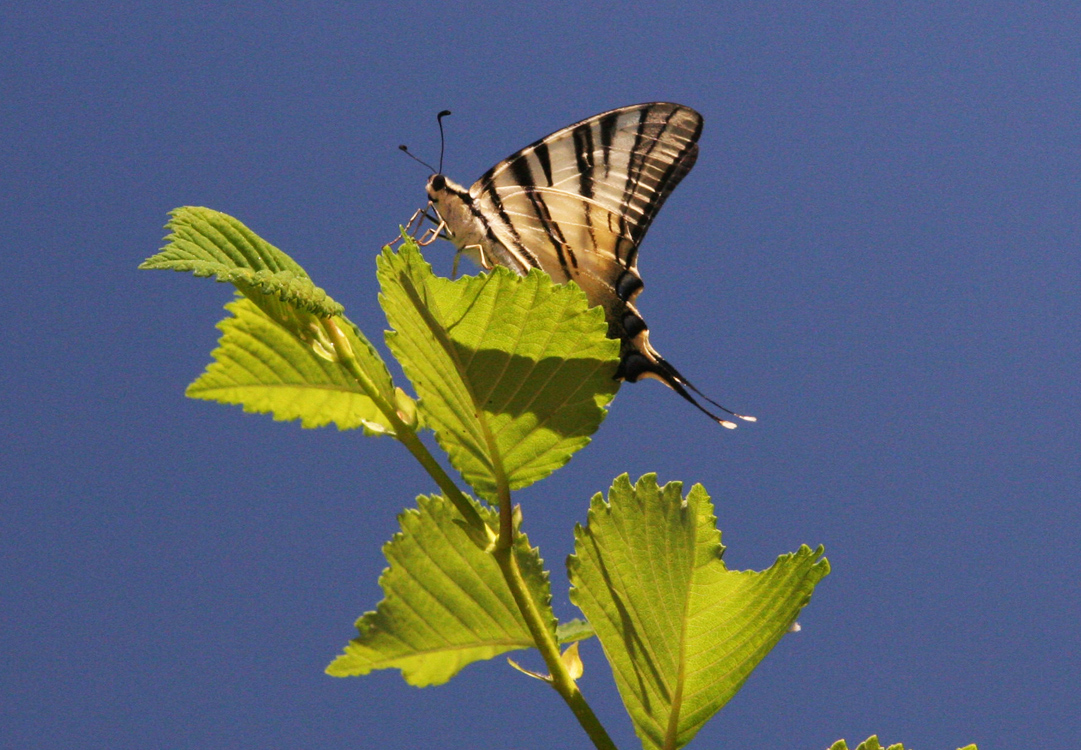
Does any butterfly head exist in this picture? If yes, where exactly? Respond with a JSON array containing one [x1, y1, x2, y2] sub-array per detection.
[[425, 173, 448, 200], [425, 173, 481, 252], [426, 173, 472, 202], [425, 173, 471, 219]]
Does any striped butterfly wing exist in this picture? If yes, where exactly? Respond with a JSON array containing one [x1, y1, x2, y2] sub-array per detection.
[[469, 103, 702, 333], [429, 102, 752, 426]]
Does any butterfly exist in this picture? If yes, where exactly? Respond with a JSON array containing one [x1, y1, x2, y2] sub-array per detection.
[[407, 102, 753, 428]]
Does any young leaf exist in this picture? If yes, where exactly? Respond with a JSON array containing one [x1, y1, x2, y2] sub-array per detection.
[[560, 641, 584, 681], [327, 493, 556, 686], [141, 206, 343, 318], [828, 739, 977, 750], [143, 207, 402, 433], [377, 241, 620, 501], [828, 739, 903, 750], [187, 297, 398, 433], [568, 474, 830, 750], [555, 618, 595, 644]]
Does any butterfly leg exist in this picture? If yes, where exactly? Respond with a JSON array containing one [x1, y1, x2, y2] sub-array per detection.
[[403, 206, 427, 234], [449, 243, 491, 279], [417, 222, 445, 246], [392, 203, 445, 247], [472, 244, 494, 270], [389, 206, 428, 247]]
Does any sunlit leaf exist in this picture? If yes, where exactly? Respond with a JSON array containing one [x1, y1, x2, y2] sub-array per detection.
[[141, 206, 343, 318], [568, 474, 830, 750], [186, 297, 398, 432], [377, 241, 619, 501], [555, 618, 594, 644], [143, 207, 400, 433], [327, 494, 555, 686], [828, 738, 977, 750]]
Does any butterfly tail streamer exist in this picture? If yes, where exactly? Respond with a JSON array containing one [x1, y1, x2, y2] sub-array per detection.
[[671, 361, 757, 424], [618, 352, 753, 429]]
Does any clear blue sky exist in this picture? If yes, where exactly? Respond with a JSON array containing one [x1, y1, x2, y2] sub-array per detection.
[[3, 3, 1078, 748]]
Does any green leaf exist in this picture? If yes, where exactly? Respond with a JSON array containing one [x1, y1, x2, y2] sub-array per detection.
[[141, 206, 344, 318], [555, 618, 595, 645], [828, 739, 977, 750], [187, 296, 398, 433], [828, 739, 901, 750], [327, 494, 555, 686], [568, 474, 830, 750], [143, 207, 401, 433], [377, 241, 620, 501]]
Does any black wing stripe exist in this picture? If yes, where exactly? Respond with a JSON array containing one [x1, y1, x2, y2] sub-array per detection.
[[530, 190, 575, 274], [508, 153, 575, 277], [597, 110, 619, 179], [619, 238, 639, 270], [480, 180, 541, 272], [534, 141, 554, 186], [632, 111, 702, 246], [619, 107, 653, 246], [571, 122, 595, 199], [569, 123, 599, 252]]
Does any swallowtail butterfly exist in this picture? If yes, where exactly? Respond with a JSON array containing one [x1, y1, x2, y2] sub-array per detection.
[[409, 102, 753, 428]]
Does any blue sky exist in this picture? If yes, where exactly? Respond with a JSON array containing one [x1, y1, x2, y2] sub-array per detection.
[[3, 3, 1078, 748]]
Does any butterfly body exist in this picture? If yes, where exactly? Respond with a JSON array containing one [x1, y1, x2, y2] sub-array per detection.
[[421, 102, 752, 427]]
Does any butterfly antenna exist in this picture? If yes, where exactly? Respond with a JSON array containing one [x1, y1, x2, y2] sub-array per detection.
[[436, 109, 452, 173], [398, 144, 437, 173]]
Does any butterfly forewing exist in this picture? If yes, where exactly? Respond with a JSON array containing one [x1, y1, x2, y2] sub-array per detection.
[[474, 103, 702, 277]]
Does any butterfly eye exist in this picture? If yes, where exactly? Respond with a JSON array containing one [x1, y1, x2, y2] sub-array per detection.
[[430, 174, 446, 192]]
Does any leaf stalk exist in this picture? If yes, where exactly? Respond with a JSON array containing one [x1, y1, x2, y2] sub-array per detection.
[[323, 317, 490, 541], [492, 539, 617, 750]]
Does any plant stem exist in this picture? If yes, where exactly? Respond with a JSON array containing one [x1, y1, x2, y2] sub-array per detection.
[[493, 496, 617, 750], [323, 317, 490, 540], [328, 315, 615, 748]]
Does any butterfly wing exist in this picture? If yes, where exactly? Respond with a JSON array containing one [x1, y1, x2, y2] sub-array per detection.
[[469, 103, 701, 357], [431, 102, 749, 426], [469, 102, 701, 309]]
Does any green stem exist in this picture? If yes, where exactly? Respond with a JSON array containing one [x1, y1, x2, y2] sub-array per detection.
[[328, 313, 614, 748], [323, 317, 489, 540], [493, 494, 617, 750]]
